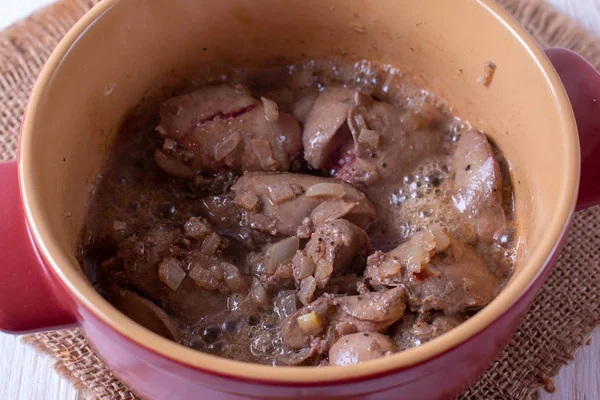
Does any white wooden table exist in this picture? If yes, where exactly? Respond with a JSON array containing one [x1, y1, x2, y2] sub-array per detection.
[[0, 0, 599, 399]]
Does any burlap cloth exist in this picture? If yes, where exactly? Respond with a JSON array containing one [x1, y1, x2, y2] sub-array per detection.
[[1, 0, 599, 398]]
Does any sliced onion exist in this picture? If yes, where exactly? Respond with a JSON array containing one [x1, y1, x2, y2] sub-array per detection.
[[292, 251, 316, 281], [183, 217, 212, 240], [235, 191, 260, 210], [249, 278, 270, 310], [163, 138, 178, 152], [154, 149, 194, 179], [275, 291, 298, 320], [428, 223, 450, 251], [297, 311, 324, 335], [310, 200, 356, 226], [299, 276, 317, 305], [267, 183, 295, 204], [251, 138, 279, 171], [113, 220, 127, 231], [158, 257, 186, 291], [358, 128, 380, 149], [209, 264, 225, 280], [189, 265, 220, 290], [201, 232, 222, 256], [391, 229, 436, 271], [214, 132, 242, 162], [222, 263, 248, 293], [264, 236, 300, 275], [305, 183, 346, 199], [261, 97, 279, 122], [314, 259, 334, 288], [451, 239, 464, 262]]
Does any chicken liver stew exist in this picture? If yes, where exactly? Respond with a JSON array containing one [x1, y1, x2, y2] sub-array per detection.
[[80, 60, 518, 367]]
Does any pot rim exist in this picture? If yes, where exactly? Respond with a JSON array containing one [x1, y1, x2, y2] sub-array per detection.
[[18, 0, 580, 384]]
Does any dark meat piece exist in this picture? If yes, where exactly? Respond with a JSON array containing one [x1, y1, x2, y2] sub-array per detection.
[[231, 172, 377, 237], [366, 226, 500, 314], [329, 332, 397, 366], [104, 224, 246, 324], [106, 286, 180, 341], [302, 86, 356, 169], [452, 130, 506, 242], [281, 287, 406, 350], [392, 312, 466, 350], [155, 84, 302, 178]]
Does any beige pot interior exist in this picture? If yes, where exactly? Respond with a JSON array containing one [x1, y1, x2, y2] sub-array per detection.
[[20, 0, 578, 382]]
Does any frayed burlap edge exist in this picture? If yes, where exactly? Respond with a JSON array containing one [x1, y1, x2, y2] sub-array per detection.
[[4, 0, 598, 399], [498, 0, 600, 67]]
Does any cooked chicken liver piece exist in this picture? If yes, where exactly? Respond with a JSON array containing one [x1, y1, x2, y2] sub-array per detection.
[[302, 86, 356, 169], [452, 130, 506, 242], [366, 230, 500, 314], [155, 84, 302, 178], [329, 332, 397, 366]]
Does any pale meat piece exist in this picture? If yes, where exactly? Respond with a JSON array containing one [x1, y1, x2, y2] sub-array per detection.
[[329, 332, 397, 366], [154, 84, 302, 178], [281, 287, 406, 349], [231, 172, 377, 237], [366, 228, 500, 314], [452, 130, 506, 242], [302, 86, 356, 169]]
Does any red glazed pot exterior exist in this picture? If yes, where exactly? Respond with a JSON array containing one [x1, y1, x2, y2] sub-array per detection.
[[1, 0, 600, 399]]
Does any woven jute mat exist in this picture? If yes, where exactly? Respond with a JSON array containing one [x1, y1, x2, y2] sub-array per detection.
[[1, 0, 599, 399]]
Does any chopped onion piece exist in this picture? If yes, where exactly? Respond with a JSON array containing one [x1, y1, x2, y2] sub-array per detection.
[[183, 217, 212, 240], [275, 292, 298, 320], [314, 259, 334, 288], [222, 263, 247, 293], [390, 230, 436, 271], [305, 183, 346, 199], [158, 257, 186, 291], [292, 251, 316, 281], [358, 128, 380, 149], [310, 200, 356, 226], [267, 183, 295, 204], [163, 138, 178, 152], [235, 191, 259, 210], [428, 223, 450, 251], [261, 97, 279, 122], [297, 311, 324, 335], [209, 264, 225, 280], [264, 237, 300, 275], [214, 132, 242, 162], [189, 265, 220, 290], [249, 278, 270, 310], [299, 276, 317, 305], [113, 220, 127, 231], [251, 138, 279, 171], [201, 232, 222, 256]]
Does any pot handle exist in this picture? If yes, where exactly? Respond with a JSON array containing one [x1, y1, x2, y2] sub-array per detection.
[[0, 160, 76, 333], [545, 48, 600, 211]]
